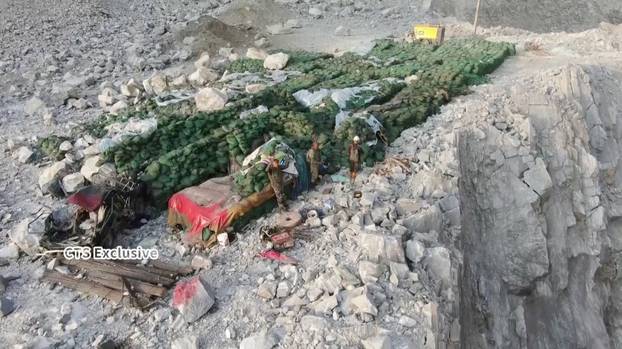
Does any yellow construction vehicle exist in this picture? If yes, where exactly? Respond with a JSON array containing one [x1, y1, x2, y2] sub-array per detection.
[[412, 24, 445, 44]]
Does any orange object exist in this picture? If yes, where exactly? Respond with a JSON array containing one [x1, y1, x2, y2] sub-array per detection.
[[167, 176, 278, 245]]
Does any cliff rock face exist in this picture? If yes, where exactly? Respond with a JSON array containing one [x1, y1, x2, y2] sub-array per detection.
[[458, 65, 622, 348], [429, 0, 622, 33]]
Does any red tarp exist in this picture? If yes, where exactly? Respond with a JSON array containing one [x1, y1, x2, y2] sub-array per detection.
[[167, 176, 277, 245], [168, 192, 234, 242], [68, 186, 106, 212]]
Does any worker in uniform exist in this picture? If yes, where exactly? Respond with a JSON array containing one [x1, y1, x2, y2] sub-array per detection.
[[306, 139, 321, 185], [267, 158, 287, 211], [349, 136, 361, 184]]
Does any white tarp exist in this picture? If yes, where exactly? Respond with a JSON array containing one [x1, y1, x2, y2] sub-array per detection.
[[240, 105, 269, 119], [100, 117, 158, 152], [293, 83, 381, 110], [241, 138, 298, 176]]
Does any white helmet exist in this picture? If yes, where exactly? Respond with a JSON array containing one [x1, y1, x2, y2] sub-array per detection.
[[353, 136, 360, 143]]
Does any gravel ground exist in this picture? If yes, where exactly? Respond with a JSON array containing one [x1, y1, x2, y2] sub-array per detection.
[[2, 0, 622, 348]]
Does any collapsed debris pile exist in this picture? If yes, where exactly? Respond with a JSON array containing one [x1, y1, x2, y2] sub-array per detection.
[[44, 38, 514, 202]]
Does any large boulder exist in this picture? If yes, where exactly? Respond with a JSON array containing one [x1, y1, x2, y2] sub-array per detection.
[[195, 88, 227, 112], [263, 53, 289, 70]]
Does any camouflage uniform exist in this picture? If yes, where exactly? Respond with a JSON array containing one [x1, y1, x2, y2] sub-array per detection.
[[306, 147, 321, 184], [268, 164, 287, 211]]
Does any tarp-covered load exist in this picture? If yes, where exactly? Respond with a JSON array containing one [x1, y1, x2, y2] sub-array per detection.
[[168, 139, 298, 245]]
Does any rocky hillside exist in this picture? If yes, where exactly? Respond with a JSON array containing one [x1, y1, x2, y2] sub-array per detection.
[[458, 64, 622, 347], [430, 0, 622, 33]]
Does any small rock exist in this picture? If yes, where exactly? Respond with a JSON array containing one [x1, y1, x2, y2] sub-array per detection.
[[171, 335, 198, 349], [255, 37, 269, 47], [307, 287, 324, 302], [309, 7, 323, 18], [282, 294, 307, 308], [239, 331, 278, 349], [195, 87, 228, 112], [171, 75, 188, 89], [0, 244, 19, 260], [309, 295, 338, 314], [257, 281, 277, 299], [171, 277, 215, 323], [188, 68, 219, 86], [398, 315, 417, 328], [61, 173, 85, 193], [300, 315, 328, 332], [98, 87, 116, 107], [190, 255, 212, 270], [149, 73, 169, 95], [9, 219, 41, 256], [358, 261, 384, 284], [59, 141, 73, 152], [423, 247, 451, 288], [276, 281, 290, 298], [194, 53, 210, 70], [405, 239, 425, 264], [80, 156, 102, 181], [24, 96, 46, 115], [246, 47, 269, 60], [362, 335, 391, 349], [263, 53, 290, 70], [246, 83, 267, 94], [42, 110, 54, 125], [109, 100, 128, 115], [121, 79, 142, 97], [1, 297, 15, 317], [15, 146, 34, 163], [39, 161, 68, 194]]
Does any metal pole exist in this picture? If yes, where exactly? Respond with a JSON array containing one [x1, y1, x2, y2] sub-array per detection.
[[473, 0, 482, 35]]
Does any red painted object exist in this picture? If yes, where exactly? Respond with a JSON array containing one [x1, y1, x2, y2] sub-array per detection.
[[67, 186, 106, 212], [257, 249, 298, 264]]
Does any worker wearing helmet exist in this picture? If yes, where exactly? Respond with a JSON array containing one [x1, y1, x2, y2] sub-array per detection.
[[268, 157, 287, 211], [349, 136, 361, 184]]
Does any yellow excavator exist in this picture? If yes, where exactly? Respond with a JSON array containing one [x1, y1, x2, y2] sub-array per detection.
[[412, 24, 445, 44]]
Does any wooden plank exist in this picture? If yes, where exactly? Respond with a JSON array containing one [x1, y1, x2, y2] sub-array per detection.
[[43, 271, 124, 304], [60, 258, 175, 286], [85, 270, 168, 298], [117, 258, 194, 276]]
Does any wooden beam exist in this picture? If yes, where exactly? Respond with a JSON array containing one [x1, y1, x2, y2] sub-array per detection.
[[60, 258, 175, 286], [117, 259, 193, 277], [43, 271, 124, 304], [85, 269, 168, 298]]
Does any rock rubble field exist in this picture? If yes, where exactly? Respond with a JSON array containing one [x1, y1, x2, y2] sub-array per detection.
[[1, 0, 622, 348]]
